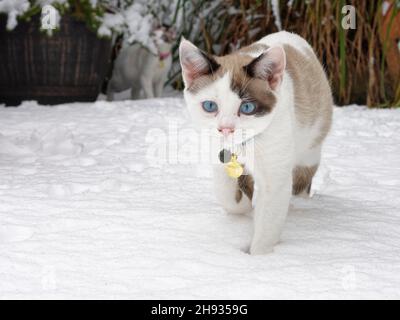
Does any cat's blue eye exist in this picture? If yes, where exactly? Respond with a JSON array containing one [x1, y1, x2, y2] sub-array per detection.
[[202, 100, 218, 113], [239, 102, 257, 115]]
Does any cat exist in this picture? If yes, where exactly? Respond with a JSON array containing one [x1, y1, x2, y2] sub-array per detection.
[[107, 26, 175, 100], [179, 31, 333, 255]]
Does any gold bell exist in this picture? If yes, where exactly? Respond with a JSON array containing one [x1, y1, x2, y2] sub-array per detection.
[[224, 154, 244, 178]]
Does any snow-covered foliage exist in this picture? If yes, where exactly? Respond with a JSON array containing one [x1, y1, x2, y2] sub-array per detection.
[[270, 0, 282, 30], [0, 0, 286, 55], [98, 0, 180, 54], [0, 0, 199, 53], [0, 0, 68, 30], [0, 0, 31, 29], [98, 0, 227, 54]]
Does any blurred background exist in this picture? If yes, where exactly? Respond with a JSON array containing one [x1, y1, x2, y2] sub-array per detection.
[[0, 0, 399, 107]]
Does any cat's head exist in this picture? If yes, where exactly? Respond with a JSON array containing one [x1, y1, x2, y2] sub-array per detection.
[[179, 38, 286, 144], [152, 25, 176, 53]]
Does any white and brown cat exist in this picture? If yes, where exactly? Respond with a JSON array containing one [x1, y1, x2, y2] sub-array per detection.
[[179, 31, 333, 255], [107, 25, 175, 100]]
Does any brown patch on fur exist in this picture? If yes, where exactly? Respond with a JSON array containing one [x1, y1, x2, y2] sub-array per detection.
[[235, 187, 243, 203], [236, 174, 254, 202], [187, 44, 277, 115], [188, 72, 222, 93], [214, 53, 277, 116], [284, 45, 333, 147], [230, 73, 277, 116], [292, 165, 318, 195]]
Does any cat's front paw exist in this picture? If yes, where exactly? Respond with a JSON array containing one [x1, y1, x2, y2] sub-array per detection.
[[249, 238, 278, 255], [241, 243, 273, 255], [249, 244, 274, 255]]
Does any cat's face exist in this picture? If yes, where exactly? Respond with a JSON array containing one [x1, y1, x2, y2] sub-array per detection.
[[179, 39, 286, 144], [153, 26, 176, 53]]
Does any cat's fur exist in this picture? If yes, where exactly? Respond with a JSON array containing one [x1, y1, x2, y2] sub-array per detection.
[[107, 27, 174, 100], [179, 31, 333, 255]]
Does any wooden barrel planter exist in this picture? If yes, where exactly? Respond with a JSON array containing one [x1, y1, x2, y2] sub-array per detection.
[[0, 14, 111, 106]]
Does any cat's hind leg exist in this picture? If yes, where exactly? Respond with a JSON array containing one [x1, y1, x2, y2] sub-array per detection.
[[140, 76, 154, 99], [213, 166, 253, 215], [292, 145, 321, 196], [292, 165, 318, 196], [130, 85, 141, 100], [154, 80, 164, 98], [106, 81, 115, 101]]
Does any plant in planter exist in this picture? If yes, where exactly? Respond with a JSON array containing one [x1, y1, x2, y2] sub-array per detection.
[[0, 0, 207, 105], [0, 0, 115, 106], [0, 0, 235, 105]]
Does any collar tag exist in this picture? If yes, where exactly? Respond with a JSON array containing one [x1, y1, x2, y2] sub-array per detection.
[[219, 149, 243, 178]]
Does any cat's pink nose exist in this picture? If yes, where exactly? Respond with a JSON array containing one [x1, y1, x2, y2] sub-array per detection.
[[218, 127, 235, 136]]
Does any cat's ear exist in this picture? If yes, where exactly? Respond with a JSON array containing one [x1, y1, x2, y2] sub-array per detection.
[[179, 37, 220, 87], [244, 46, 286, 90]]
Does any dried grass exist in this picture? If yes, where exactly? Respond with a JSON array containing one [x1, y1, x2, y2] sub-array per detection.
[[173, 0, 399, 108]]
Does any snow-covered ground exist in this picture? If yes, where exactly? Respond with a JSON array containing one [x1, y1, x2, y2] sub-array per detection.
[[0, 98, 399, 299]]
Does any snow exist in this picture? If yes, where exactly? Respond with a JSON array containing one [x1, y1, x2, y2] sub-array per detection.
[[0, 98, 400, 299], [0, 0, 30, 30]]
